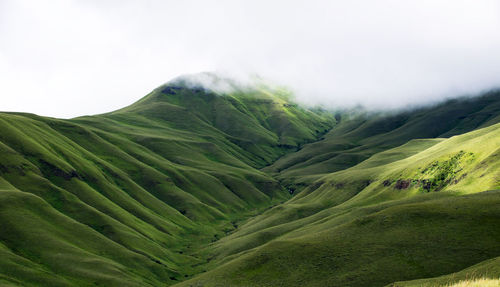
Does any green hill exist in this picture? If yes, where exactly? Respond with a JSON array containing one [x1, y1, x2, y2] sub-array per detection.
[[0, 77, 334, 286], [178, 93, 500, 287], [1, 76, 499, 287], [266, 90, 500, 190]]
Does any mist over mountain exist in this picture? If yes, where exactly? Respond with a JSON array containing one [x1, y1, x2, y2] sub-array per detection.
[[1, 1, 500, 117]]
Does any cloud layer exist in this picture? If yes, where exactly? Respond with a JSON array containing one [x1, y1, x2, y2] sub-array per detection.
[[1, 0, 500, 117]]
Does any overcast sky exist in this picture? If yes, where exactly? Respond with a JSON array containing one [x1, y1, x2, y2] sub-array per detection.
[[1, 0, 500, 118]]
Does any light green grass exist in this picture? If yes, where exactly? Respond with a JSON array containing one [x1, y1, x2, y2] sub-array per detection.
[[179, 120, 500, 287]]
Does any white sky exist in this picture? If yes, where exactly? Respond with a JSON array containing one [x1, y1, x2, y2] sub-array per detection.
[[1, 0, 500, 118]]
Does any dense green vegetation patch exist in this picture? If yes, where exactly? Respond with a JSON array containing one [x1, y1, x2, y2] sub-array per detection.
[[417, 150, 475, 191]]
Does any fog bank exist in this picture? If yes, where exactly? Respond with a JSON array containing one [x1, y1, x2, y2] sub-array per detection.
[[1, 0, 500, 117]]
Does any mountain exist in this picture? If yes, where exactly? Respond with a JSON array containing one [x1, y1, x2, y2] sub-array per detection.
[[0, 75, 499, 287], [0, 77, 334, 286]]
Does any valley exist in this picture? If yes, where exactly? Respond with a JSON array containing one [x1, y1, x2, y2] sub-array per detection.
[[0, 79, 499, 286]]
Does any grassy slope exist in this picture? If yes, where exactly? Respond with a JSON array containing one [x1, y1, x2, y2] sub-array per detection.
[[178, 121, 500, 287], [390, 256, 500, 286], [0, 80, 334, 286], [266, 90, 500, 189]]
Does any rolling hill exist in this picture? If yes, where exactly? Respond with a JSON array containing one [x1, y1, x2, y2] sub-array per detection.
[[180, 118, 500, 287], [266, 90, 500, 190], [0, 77, 334, 286], [0, 75, 499, 286]]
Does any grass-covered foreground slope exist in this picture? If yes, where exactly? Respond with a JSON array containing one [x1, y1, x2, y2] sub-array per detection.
[[267, 90, 500, 189], [0, 76, 334, 286], [179, 120, 500, 287], [390, 256, 500, 286]]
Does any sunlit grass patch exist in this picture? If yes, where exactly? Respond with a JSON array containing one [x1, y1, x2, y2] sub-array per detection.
[[443, 278, 499, 287]]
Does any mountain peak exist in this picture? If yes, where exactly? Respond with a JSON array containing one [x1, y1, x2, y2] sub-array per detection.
[[165, 72, 244, 94], [159, 72, 288, 97]]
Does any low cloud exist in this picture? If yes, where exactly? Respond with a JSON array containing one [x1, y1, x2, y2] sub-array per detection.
[[1, 0, 500, 117], [168, 72, 254, 95]]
